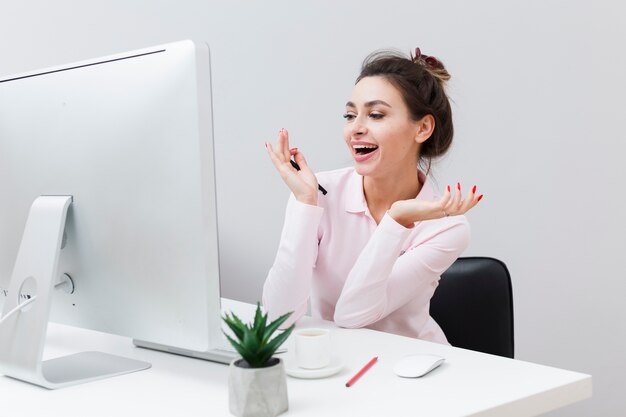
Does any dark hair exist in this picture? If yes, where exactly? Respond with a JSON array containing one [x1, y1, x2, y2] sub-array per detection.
[[356, 49, 453, 174]]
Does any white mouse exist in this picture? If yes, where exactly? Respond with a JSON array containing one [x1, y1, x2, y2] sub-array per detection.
[[393, 354, 445, 378]]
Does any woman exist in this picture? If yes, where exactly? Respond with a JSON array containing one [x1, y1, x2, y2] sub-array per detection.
[[263, 48, 482, 344]]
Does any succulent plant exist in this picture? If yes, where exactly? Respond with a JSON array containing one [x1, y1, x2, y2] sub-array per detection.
[[222, 303, 294, 368]]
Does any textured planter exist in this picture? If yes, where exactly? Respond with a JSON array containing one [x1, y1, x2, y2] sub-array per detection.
[[228, 357, 288, 417]]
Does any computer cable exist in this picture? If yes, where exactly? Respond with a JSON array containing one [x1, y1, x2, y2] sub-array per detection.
[[0, 296, 38, 326]]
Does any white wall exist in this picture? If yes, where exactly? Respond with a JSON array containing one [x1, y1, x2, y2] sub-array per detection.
[[1, 1, 624, 415]]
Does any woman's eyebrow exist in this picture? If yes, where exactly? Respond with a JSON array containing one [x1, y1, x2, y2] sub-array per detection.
[[345, 100, 392, 108]]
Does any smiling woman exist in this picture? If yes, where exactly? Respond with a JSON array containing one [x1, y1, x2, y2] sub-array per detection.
[[263, 48, 482, 344]]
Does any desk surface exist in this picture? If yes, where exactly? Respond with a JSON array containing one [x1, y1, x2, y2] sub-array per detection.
[[1, 299, 591, 417]]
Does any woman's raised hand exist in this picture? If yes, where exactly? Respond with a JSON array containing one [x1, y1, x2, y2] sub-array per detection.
[[388, 183, 483, 228], [265, 128, 319, 206]]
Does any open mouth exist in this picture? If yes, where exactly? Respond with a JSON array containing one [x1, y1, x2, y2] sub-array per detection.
[[353, 145, 378, 155]]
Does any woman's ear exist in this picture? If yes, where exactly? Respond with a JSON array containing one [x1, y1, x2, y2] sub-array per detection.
[[415, 114, 435, 144]]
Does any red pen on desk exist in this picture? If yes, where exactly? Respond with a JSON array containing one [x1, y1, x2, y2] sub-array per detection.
[[345, 356, 378, 387]]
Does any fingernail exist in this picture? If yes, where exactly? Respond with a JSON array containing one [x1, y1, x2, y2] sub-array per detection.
[[290, 147, 298, 152], [447, 185, 451, 192], [472, 185, 477, 194], [477, 194, 483, 202], [457, 182, 461, 191]]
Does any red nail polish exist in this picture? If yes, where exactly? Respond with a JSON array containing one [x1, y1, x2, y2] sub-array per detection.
[[447, 185, 451, 192], [457, 182, 461, 191], [472, 185, 477, 194], [477, 194, 483, 202]]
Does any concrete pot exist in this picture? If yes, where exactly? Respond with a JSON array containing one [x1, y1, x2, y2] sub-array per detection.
[[228, 357, 288, 417]]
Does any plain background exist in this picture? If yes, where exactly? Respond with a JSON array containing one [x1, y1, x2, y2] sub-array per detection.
[[1, 1, 623, 415]]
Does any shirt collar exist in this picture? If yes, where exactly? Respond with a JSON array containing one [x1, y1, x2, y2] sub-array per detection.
[[344, 168, 436, 214]]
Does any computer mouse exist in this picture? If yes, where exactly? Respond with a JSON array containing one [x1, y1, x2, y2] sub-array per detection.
[[393, 354, 445, 378]]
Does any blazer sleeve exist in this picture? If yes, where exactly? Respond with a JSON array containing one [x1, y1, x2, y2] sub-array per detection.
[[262, 195, 324, 328], [333, 212, 470, 328]]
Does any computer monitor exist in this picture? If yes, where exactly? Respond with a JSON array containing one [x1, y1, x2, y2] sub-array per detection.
[[0, 40, 225, 388]]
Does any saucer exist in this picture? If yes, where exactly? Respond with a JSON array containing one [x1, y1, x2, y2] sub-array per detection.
[[284, 355, 344, 379]]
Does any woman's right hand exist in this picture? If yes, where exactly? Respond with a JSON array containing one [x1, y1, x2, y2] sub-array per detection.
[[265, 128, 319, 206]]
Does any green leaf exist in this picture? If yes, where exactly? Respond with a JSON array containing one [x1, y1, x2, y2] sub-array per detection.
[[260, 324, 295, 356], [222, 313, 244, 341], [262, 311, 293, 345], [253, 304, 268, 342], [230, 313, 247, 331], [240, 324, 263, 367], [222, 332, 249, 358], [253, 303, 263, 330], [257, 324, 295, 364]]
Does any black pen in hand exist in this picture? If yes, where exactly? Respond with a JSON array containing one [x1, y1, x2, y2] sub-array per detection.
[[290, 159, 327, 195]]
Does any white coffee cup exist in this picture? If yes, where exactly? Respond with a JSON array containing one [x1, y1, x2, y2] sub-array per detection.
[[294, 328, 331, 369]]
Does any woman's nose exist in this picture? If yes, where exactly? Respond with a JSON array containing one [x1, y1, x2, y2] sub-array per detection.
[[351, 119, 367, 137]]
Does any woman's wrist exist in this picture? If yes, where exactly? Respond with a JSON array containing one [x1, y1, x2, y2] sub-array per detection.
[[296, 194, 318, 206], [388, 203, 416, 228]]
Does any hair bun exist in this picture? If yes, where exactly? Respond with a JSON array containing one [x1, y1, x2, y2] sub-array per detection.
[[412, 47, 451, 85]]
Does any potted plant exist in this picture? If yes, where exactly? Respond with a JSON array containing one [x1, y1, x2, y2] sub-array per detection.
[[222, 303, 294, 417]]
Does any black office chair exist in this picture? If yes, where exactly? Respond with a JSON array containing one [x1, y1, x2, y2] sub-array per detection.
[[430, 257, 514, 358]]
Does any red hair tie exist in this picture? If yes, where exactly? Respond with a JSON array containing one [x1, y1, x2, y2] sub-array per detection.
[[425, 55, 442, 70], [414, 47, 442, 70]]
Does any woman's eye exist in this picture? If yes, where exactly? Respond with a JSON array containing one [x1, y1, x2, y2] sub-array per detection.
[[369, 112, 384, 119], [343, 113, 356, 121]]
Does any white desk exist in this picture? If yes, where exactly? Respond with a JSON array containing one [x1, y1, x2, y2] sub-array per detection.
[[1, 299, 591, 417]]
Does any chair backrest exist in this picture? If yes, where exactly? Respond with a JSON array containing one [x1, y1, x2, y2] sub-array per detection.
[[430, 257, 514, 358]]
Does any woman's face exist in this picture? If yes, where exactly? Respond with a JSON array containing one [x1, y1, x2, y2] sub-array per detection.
[[343, 76, 423, 179]]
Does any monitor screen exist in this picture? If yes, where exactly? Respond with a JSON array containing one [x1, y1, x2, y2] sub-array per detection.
[[0, 40, 222, 354]]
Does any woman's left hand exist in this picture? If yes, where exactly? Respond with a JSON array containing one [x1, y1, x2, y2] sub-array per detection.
[[388, 183, 483, 228]]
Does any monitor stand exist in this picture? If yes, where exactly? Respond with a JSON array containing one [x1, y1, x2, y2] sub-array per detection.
[[0, 196, 151, 389]]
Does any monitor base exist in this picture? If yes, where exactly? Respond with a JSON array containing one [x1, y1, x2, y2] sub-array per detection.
[[134, 338, 239, 364], [0, 196, 151, 389], [37, 351, 150, 389]]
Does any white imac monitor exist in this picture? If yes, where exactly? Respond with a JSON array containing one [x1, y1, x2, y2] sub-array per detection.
[[0, 40, 226, 388]]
